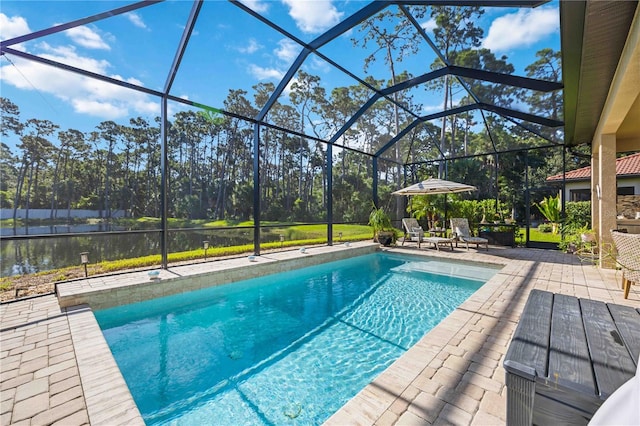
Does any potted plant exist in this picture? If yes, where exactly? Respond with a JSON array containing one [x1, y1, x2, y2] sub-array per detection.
[[559, 224, 596, 255], [368, 205, 395, 246]]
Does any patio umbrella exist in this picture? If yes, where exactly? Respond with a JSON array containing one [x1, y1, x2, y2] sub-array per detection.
[[393, 178, 477, 230], [392, 178, 477, 196]]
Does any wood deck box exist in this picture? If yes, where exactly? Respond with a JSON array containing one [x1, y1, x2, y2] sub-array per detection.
[[504, 290, 640, 425]]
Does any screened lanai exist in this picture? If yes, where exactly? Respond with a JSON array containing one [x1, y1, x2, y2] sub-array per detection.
[[3, 4, 640, 426], [1, 0, 635, 276]]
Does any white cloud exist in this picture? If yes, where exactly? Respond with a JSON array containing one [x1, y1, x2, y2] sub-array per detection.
[[283, 77, 297, 97], [248, 64, 284, 80], [421, 94, 468, 115], [482, 7, 558, 52], [72, 98, 128, 118], [65, 25, 111, 50], [282, 0, 343, 34], [274, 38, 299, 62], [238, 0, 269, 13], [0, 13, 31, 41], [422, 102, 445, 114], [126, 12, 147, 29], [310, 55, 330, 73], [420, 18, 436, 33], [238, 38, 262, 54], [1, 39, 158, 120], [38, 42, 111, 73]]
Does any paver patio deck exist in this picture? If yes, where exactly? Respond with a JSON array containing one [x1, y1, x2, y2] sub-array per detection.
[[1, 243, 637, 425]]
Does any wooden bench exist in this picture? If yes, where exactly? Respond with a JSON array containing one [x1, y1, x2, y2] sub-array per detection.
[[503, 290, 640, 425]]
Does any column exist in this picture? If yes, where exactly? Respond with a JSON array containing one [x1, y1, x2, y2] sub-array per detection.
[[597, 134, 617, 268]]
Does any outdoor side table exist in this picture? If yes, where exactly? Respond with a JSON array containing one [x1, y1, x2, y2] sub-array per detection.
[[503, 289, 640, 425], [428, 228, 447, 237]]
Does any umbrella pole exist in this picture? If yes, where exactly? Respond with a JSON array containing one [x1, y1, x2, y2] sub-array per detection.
[[444, 194, 448, 230]]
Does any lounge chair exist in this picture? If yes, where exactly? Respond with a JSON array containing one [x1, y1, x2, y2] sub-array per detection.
[[401, 218, 424, 246], [450, 218, 488, 251], [610, 230, 640, 299]]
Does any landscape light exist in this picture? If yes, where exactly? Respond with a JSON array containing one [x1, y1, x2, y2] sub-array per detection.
[[80, 252, 89, 277], [280, 234, 285, 248], [203, 240, 210, 260]]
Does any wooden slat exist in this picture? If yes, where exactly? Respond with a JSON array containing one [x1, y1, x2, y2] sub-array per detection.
[[548, 294, 595, 394], [504, 289, 553, 379], [533, 388, 599, 425], [607, 304, 640, 366], [580, 299, 637, 397]]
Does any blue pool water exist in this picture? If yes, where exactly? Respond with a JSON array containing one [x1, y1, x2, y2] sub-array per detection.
[[95, 252, 499, 425]]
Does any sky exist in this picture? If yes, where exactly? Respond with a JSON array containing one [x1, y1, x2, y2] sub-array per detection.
[[0, 0, 560, 147]]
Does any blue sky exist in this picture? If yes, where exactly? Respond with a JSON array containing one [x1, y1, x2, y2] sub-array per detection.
[[0, 0, 560, 144]]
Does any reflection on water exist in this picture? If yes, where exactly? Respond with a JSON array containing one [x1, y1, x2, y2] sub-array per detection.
[[1, 223, 126, 236], [0, 227, 262, 277]]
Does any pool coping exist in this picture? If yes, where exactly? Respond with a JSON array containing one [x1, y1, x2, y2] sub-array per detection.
[[57, 242, 379, 310]]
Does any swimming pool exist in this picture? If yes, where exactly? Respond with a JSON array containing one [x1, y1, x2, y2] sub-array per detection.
[[95, 252, 499, 425]]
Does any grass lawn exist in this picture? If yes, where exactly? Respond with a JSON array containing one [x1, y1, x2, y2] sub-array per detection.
[[515, 227, 562, 245], [528, 228, 562, 242]]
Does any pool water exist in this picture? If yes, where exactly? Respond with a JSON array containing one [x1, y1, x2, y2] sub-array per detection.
[[95, 252, 499, 425]]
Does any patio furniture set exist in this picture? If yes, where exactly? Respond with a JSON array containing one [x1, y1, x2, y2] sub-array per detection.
[[395, 178, 489, 252], [401, 217, 489, 251]]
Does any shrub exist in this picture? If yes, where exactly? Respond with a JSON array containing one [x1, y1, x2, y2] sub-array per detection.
[[538, 223, 553, 233], [564, 201, 591, 232]]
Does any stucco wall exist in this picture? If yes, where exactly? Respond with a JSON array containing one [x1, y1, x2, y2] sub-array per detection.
[[560, 177, 640, 202]]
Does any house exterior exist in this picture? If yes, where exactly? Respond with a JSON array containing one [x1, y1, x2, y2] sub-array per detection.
[[560, 2, 639, 263], [547, 152, 640, 232], [547, 152, 640, 203]]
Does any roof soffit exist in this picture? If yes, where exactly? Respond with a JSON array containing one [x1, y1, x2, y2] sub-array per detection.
[[561, 0, 639, 147]]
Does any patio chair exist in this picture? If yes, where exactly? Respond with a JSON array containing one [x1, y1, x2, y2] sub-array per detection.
[[450, 218, 488, 251], [610, 230, 640, 299], [401, 218, 424, 246]]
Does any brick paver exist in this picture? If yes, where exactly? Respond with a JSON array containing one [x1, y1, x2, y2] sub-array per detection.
[[1, 244, 637, 425], [0, 296, 90, 425], [327, 246, 638, 425]]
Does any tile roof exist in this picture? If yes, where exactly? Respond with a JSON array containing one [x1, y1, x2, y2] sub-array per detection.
[[547, 152, 640, 181]]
